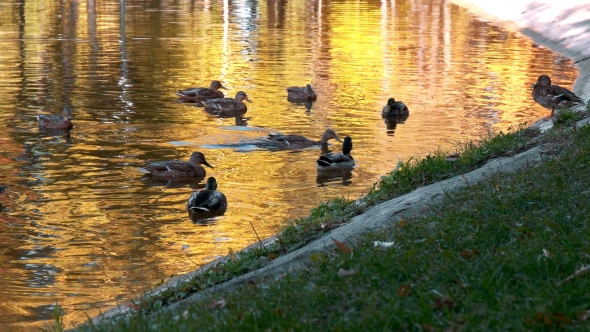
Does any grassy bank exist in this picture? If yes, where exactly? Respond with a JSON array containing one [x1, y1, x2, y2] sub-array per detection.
[[69, 111, 590, 331]]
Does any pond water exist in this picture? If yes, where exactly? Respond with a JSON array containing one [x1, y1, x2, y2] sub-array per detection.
[[0, 0, 578, 329]]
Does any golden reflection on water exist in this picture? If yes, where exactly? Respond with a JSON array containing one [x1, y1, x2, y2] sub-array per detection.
[[0, 0, 579, 329]]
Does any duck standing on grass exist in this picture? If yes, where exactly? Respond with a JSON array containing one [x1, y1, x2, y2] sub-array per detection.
[[287, 84, 317, 102], [202, 91, 251, 117], [137, 152, 213, 179], [532, 75, 583, 118], [175, 80, 226, 103], [37, 106, 73, 130], [382, 98, 409, 118], [317, 136, 355, 171], [187, 177, 227, 220]]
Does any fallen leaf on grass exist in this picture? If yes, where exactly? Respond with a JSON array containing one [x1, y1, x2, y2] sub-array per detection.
[[374, 241, 395, 248], [558, 265, 590, 285], [398, 220, 408, 227], [125, 301, 140, 310], [434, 298, 455, 310], [206, 298, 226, 310], [397, 284, 411, 297], [338, 268, 357, 277], [332, 237, 351, 253], [552, 312, 572, 324], [460, 249, 479, 260], [577, 309, 590, 321]]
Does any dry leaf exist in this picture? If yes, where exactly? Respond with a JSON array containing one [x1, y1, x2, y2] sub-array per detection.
[[374, 241, 395, 248], [125, 301, 140, 310], [397, 284, 411, 297], [422, 323, 433, 331], [206, 298, 226, 310], [338, 268, 357, 277], [495, 184, 502, 190], [558, 265, 590, 285], [398, 220, 408, 227], [434, 298, 455, 310], [273, 307, 286, 317], [332, 237, 351, 253], [552, 312, 572, 324]]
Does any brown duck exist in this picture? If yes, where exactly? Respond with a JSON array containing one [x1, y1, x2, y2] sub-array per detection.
[[176, 80, 226, 103], [202, 91, 251, 117], [532, 75, 583, 117], [263, 129, 342, 150], [382, 98, 409, 117], [287, 84, 317, 102], [37, 106, 73, 130], [137, 152, 213, 178]]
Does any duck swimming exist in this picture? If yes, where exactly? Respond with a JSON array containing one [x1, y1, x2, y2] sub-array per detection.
[[202, 91, 251, 117], [382, 98, 409, 118], [532, 75, 583, 117], [187, 177, 228, 219], [287, 84, 317, 102], [317, 136, 355, 171], [37, 106, 73, 130], [261, 129, 342, 150], [176, 80, 226, 103], [137, 152, 213, 179]]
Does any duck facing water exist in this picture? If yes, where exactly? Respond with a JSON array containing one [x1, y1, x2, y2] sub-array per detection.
[[382, 98, 409, 118], [176, 80, 226, 103], [287, 84, 317, 102], [317, 136, 355, 171], [532, 75, 583, 117], [187, 177, 228, 219], [137, 152, 213, 179], [37, 106, 73, 130], [202, 91, 251, 117]]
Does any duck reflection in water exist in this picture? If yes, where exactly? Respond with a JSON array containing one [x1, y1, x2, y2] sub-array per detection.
[[187, 177, 228, 222], [383, 115, 409, 136]]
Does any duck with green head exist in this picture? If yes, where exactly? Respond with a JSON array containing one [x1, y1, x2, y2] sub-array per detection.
[[176, 80, 226, 103], [187, 177, 228, 219], [202, 91, 251, 117], [37, 106, 73, 130], [382, 98, 409, 118], [137, 152, 213, 179], [317, 136, 355, 171]]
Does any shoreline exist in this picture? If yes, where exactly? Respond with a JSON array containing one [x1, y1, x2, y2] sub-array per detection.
[[85, 0, 590, 327]]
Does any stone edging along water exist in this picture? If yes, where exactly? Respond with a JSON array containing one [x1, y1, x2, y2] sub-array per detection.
[[89, 0, 590, 325]]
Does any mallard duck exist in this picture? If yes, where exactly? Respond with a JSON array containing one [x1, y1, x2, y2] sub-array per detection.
[[382, 98, 409, 117], [37, 106, 73, 130], [265, 129, 342, 150], [202, 91, 251, 117], [287, 84, 317, 102], [137, 152, 213, 178], [187, 176, 228, 216], [532, 75, 583, 117], [176, 80, 226, 103], [317, 136, 355, 171]]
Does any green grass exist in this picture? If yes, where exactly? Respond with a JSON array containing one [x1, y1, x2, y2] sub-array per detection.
[[75, 118, 590, 331], [72, 113, 590, 330]]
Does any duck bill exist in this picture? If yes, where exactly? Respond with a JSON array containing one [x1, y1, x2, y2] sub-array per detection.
[[245, 97, 252, 103], [203, 161, 214, 168], [220, 85, 228, 90]]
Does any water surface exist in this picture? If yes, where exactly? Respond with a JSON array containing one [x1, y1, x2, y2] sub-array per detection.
[[0, 0, 578, 329]]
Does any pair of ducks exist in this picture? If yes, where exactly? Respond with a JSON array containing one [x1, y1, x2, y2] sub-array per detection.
[[175, 81, 318, 117]]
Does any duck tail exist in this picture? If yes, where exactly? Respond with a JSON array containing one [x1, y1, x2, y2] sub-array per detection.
[[190, 206, 210, 212], [317, 156, 333, 167], [137, 167, 152, 174]]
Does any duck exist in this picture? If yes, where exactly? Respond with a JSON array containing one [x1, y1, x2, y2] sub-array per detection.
[[317, 136, 355, 171], [382, 98, 409, 117], [176, 80, 226, 103], [264, 129, 342, 150], [532, 75, 584, 117], [37, 106, 73, 130], [202, 91, 251, 117], [287, 84, 317, 102], [187, 177, 228, 217], [137, 152, 213, 179]]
